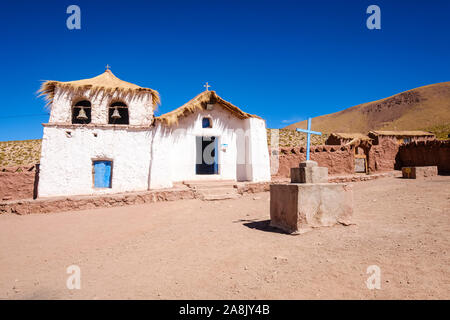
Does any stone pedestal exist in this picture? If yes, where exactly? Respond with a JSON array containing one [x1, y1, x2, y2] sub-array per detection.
[[291, 160, 328, 183], [270, 160, 353, 234], [402, 166, 438, 179], [270, 183, 353, 234]]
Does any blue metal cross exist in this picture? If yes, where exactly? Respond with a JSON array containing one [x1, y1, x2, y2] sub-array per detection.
[[296, 118, 322, 161]]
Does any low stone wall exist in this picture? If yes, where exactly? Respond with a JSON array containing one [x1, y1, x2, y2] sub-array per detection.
[[397, 140, 450, 174], [0, 181, 276, 215], [0, 165, 37, 201], [273, 145, 354, 178], [328, 171, 397, 183], [0, 188, 196, 215], [402, 166, 438, 179], [236, 181, 271, 194], [272, 138, 445, 178]]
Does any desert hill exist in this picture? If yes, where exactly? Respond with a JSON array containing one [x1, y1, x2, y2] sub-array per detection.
[[285, 82, 450, 138]]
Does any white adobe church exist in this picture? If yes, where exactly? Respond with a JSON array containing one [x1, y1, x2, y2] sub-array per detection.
[[37, 68, 271, 197]]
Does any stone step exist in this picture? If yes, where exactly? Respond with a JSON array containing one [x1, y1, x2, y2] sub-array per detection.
[[183, 180, 237, 189], [202, 193, 241, 201], [196, 187, 238, 196], [182, 180, 241, 201]]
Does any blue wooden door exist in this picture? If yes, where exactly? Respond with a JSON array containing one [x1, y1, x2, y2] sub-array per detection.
[[94, 161, 112, 188]]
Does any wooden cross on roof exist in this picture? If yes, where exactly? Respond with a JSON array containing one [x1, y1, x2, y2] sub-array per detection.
[[105, 64, 111, 71], [204, 82, 211, 91]]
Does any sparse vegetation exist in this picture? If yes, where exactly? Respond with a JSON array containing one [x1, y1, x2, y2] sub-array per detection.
[[267, 128, 327, 147], [425, 123, 450, 140], [0, 139, 42, 167]]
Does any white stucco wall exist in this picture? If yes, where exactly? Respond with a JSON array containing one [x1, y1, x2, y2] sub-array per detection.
[[149, 106, 243, 185], [148, 104, 271, 187], [49, 87, 154, 125], [38, 126, 152, 197], [245, 117, 271, 182], [148, 124, 173, 189], [39, 92, 270, 197]]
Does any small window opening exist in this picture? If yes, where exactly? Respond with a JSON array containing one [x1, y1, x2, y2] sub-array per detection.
[[72, 100, 92, 124], [65, 131, 72, 138], [108, 101, 129, 125], [202, 117, 212, 128]]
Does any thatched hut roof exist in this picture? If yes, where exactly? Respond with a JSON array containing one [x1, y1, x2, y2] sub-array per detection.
[[155, 90, 260, 126], [369, 130, 435, 137], [38, 69, 160, 108], [329, 132, 372, 141]]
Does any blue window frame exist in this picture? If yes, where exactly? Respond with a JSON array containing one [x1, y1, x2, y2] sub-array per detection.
[[93, 160, 112, 188], [202, 117, 212, 128]]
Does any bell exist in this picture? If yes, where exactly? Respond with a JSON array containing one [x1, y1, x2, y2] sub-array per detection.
[[111, 107, 121, 119], [76, 107, 88, 120]]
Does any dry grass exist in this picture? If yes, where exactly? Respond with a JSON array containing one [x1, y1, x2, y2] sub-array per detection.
[[39, 70, 160, 108], [155, 91, 260, 126], [424, 123, 450, 140], [0, 139, 41, 167], [369, 130, 435, 137], [328, 132, 371, 141]]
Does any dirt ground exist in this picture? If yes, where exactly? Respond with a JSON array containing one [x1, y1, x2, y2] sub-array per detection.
[[0, 176, 449, 300]]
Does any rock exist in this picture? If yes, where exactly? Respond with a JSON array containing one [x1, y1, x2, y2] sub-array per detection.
[[402, 166, 438, 179], [274, 256, 288, 262]]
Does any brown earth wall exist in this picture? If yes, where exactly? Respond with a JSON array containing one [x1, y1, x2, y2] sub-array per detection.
[[397, 140, 450, 174], [0, 165, 37, 201], [273, 145, 355, 177], [368, 138, 400, 172]]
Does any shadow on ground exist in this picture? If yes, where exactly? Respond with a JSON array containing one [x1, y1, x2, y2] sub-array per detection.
[[241, 219, 288, 234]]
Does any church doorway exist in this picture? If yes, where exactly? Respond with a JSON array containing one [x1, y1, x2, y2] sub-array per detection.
[[196, 136, 218, 175]]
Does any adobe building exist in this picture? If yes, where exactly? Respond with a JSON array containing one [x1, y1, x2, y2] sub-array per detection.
[[325, 133, 373, 173], [37, 69, 271, 198]]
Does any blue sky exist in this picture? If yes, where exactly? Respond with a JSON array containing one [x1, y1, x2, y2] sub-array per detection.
[[0, 0, 449, 141]]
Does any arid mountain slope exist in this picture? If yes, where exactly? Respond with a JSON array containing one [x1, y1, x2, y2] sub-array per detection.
[[0, 139, 41, 167], [285, 82, 450, 134]]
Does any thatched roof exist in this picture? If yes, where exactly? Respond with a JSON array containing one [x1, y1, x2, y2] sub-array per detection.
[[329, 132, 372, 141], [369, 130, 435, 137], [155, 90, 260, 126], [38, 69, 160, 107]]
